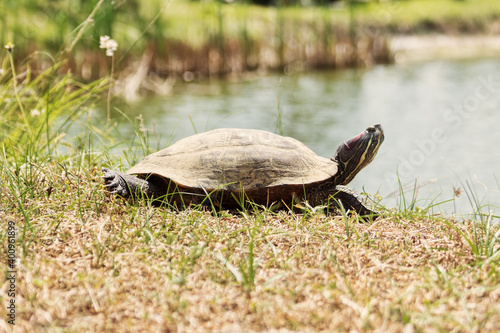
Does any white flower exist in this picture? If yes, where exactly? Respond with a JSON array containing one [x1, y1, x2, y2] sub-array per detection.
[[31, 109, 41, 117], [99, 36, 118, 57], [4, 42, 14, 52]]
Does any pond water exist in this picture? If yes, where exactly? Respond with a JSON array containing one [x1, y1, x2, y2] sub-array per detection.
[[111, 58, 500, 218]]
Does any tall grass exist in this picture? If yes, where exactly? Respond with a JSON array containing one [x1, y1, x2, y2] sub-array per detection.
[[0, 60, 105, 154], [0, 0, 111, 238]]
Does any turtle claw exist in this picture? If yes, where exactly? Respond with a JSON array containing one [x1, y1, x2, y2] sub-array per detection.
[[104, 181, 123, 195], [102, 168, 116, 181], [102, 168, 131, 197], [103, 178, 119, 189]]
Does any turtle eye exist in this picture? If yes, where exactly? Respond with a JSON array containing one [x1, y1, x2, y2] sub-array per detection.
[[367, 126, 376, 133]]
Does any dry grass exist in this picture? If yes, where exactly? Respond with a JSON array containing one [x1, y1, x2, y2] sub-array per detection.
[[1, 163, 499, 332]]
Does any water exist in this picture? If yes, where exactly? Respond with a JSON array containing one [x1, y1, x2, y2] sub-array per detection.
[[112, 58, 500, 217]]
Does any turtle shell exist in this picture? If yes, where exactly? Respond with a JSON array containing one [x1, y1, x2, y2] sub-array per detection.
[[127, 128, 337, 202]]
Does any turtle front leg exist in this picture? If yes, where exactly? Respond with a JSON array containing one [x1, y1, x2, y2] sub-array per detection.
[[102, 168, 161, 199], [330, 185, 379, 218], [309, 185, 379, 220]]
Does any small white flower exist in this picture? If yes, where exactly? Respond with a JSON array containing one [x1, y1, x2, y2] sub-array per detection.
[[99, 36, 118, 57], [99, 35, 110, 48], [31, 109, 41, 117], [4, 42, 14, 52]]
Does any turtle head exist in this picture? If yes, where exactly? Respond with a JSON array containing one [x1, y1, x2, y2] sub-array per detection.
[[332, 124, 384, 186]]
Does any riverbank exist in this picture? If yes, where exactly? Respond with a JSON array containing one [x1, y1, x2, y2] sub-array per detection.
[[391, 34, 500, 64], [1, 120, 499, 332], [1, 158, 499, 331]]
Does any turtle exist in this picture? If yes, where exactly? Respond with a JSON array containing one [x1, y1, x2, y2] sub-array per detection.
[[103, 124, 384, 217]]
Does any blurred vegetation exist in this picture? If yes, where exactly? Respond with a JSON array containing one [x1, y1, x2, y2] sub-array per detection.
[[1, 0, 500, 79]]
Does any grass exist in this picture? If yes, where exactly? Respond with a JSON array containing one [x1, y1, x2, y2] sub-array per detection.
[[1, 170, 500, 331], [1, 2, 500, 332]]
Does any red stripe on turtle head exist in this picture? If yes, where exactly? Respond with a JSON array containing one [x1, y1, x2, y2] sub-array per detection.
[[344, 132, 364, 149]]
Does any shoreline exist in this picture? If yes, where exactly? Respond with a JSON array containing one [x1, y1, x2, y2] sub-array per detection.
[[390, 34, 500, 64], [112, 33, 500, 101]]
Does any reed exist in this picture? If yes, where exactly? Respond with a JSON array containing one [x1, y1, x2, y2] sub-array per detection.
[[7, 0, 499, 79]]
